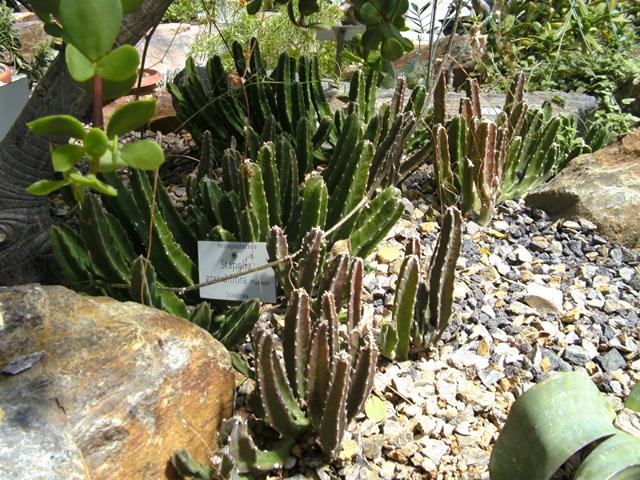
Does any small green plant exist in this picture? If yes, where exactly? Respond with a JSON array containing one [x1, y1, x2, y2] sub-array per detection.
[[25, 0, 164, 201], [163, 0, 216, 23], [190, 1, 343, 76], [490, 372, 640, 480], [380, 206, 463, 361]]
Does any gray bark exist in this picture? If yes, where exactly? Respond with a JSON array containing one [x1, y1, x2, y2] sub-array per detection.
[[0, 0, 174, 285]]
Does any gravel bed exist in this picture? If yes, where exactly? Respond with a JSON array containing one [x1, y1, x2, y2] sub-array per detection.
[[277, 196, 640, 480]]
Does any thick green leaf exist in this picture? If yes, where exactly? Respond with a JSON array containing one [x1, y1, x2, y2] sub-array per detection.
[[246, 0, 262, 14], [65, 44, 95, 82], [52, 144, 84, 172], [26, 178, 69, 195], [364, 395, 386, 422], [574, 433, 640, 480], [81, 74, 138, 102], [69, 173, 118, 196], [97, 149, 127, 173], [626, 382, 640, 412], [96, 45, 139, 81], [489, 371, 619, 480], [29, 0, 60, 16], [59, 0, 122, 61], [84, 128, 109, 158], [107, 100, 156, 138], [381, 37, 404, 61], [121, 0, 143, 13], [28, 115, 86, 139], [120, 140, 164, 170]]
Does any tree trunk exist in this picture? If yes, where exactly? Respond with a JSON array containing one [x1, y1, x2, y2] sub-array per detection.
[[0, 0, 174, 285]]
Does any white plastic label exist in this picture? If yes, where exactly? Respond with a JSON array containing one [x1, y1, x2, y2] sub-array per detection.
[[197, 241, 277, 303]]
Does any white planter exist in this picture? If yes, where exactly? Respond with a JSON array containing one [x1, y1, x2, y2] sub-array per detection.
[[0, 74, 29, 142]]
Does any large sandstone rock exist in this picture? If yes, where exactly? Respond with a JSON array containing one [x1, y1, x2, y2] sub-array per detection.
[[526, 129, 640, 249], [0, 285, 235, 480]]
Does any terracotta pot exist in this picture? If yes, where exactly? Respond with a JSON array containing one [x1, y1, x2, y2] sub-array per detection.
[[0, 63, 12, 84], [130, 68, 162, 95]]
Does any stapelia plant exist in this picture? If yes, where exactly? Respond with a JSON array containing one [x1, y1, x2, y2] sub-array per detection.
[[431, 72, 609, 225], [172, 417, 294, 480], [252, 288, 378, 458], [490, 371, 640, 480], [26, 0, 163, 201], [380, 206, 463, 361]]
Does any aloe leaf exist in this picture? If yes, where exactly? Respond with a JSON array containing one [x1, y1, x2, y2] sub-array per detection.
[[574, 433, 640, 480], [489, 371, 620, 480], [625, 382, 640, 412]]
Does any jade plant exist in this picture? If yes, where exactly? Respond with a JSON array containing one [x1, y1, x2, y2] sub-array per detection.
[[25, 0, 163, 201], [431, 72, 610, 225], [380, 206, 463, 361], [490, 371, 640, 480]]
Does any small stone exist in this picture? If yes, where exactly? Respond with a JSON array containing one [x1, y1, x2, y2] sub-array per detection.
[[514, 245, 533, 263], [377, 246, 402, 264], [523, 283, 564, 314], [493, 220, 510, 232], [561, 307, 580, 324], [562, 220, 582, 231], [563, 345, 591, 366], [361, 435, 384, 460], [420, 221, 438, 234], [337, 439, 360, 461], [478, 369, 504, 388], [600, 349, 627, 373]]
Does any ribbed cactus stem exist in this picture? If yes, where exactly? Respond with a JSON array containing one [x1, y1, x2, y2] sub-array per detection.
[[392, 254, 421, 361], [267, 226, 293, 295], [320, 292, 340, 367], [347, 258, 364, 334], [318, 353, 351, 457], [283, 289, 312, 399], [295, 228, 325, 292], [306, 320, 331, 429], [318, 253, 350, 306], [346, 334, 378, 421], [427, 207, 463, 346]]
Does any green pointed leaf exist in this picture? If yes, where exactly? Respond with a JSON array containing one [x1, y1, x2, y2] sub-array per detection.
[[364, 395, 386, 422], [28, 115, 86, 139], [26, 179, 70, 196], [52, 144, 84, 172], [59, 0, 123, 61], [84, 128, 109, 158], [121, 0, 143, 13], [107, 100, 156, 138], [69, 173, 118, 196], [65, 44, 95, 82], [96, 45, 140, 81], [120, 140, 164, 170], [97, 149, 127, 173]]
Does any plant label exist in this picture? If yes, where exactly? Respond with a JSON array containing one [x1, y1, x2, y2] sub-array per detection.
[[198, 241, 277, 303]]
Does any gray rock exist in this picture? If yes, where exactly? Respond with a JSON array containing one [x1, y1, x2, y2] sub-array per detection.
[[563, 345, 591, 366], [600, 349, 627, 372]]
